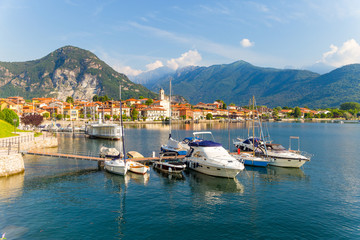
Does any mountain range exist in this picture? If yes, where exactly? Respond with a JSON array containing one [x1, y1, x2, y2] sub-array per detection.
[[1, 46, 360, 108], [0, 46, 156, 101], [136, 61, 360, 108]]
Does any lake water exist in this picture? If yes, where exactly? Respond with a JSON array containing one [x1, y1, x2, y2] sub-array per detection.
[[1, 122, 359, 239]]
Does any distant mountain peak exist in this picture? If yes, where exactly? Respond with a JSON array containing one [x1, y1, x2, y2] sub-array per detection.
[[0, 46, 156, 100]]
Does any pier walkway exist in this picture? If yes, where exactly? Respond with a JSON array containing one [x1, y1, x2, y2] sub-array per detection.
[[21, 150, 185, 163]]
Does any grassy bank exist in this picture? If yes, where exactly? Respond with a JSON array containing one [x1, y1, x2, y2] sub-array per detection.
[[0, 120, 29, 138]]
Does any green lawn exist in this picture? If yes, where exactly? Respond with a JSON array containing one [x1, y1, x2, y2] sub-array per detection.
[[0, 120, 25, 138]]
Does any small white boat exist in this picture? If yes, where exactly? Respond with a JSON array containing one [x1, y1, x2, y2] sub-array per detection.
[[104, 159, 129, 176], [127, 151, 149, 174], [128, 161, 149, 174]]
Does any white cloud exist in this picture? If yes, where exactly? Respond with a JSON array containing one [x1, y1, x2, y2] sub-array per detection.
[[111, 51, 201, 76], [319, 39, 360, 67], [114, 65, 143, 76], [166, 50, 202, 70], [146, 60, 164, 71], [240, 38, 254, 48]]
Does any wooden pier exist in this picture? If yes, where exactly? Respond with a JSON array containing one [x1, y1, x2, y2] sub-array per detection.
[[22, 150, 185, 164]]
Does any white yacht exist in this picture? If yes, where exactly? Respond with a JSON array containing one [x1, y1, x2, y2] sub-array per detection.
[[185, 132, 244, 178], [263, 143, 310, 168], [234, 137, 310, 168]]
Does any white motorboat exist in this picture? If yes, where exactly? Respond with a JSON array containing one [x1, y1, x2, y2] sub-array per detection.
[[263, 143, 310, 168], [235, 137, 310, 168], [185, 132, 244, 178]]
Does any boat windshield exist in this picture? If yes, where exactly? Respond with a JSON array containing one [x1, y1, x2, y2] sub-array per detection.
[[266, 144, 286, 151], [193, 132, 215, 142], [202, 147, 233, 160]]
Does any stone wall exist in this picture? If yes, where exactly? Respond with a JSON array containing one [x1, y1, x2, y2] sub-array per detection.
[[0, 153, 25, 177]]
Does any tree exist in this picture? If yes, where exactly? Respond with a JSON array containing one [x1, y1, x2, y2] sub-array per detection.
[[43, 112, 50, 119], [139, 96, 144, 99], [293, 107, 302, 118], [131, 109, 138, 120], [66, 96, 74, 103], [145, 99, 153, 106], [2, 109, 19, 127], [21, 114, 43, 127], [272, 109, 279, 118], [340, 102, 360, 111], [93, 95, 99, 102], [56, 114, 63, 120], [206, 113, 213, 120], [104, 114, 111, 120], [222, 103, 227, 110]]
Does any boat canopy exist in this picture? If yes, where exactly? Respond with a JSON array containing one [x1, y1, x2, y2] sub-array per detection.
[[189, 140, 222, 147], [244, 137, 262, 147]]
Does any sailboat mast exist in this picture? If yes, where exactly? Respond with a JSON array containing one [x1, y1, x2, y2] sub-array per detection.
[[169, 78, 172, 139], [120, 85, 126, 162], [252, 96, 255, 157]]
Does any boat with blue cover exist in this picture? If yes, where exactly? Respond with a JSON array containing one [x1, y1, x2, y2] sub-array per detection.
[[185, 132, 244, 178]]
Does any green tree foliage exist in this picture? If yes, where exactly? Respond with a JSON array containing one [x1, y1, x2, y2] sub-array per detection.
[[272, 109, 279, 118], [340, 102, 360, 111], [293, 107, 302, 118], [56, 114, 63, 120], [104, 114, 111, 120], [0, 111, 5, 121], [43, 112, 50, 119], [206, 113, 213, 120], [145, 99, 153, 106], [131, 109, 138, 120], [1, 109, 19, 126], [93, 95, 99, 102], [66, 96, 74, 103], [139, 96, 144, 99]]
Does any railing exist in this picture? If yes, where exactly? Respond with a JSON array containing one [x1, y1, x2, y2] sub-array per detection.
[[0, 133, 35, 148]]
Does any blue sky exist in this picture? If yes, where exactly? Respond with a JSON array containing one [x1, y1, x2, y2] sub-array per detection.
[[1, 0, 360, 75]]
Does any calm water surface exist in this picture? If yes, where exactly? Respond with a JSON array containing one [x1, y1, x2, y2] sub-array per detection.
[[1, 122, 359, 239]]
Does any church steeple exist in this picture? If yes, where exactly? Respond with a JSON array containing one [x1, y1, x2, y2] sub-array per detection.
[[159, 88, 165, 100]]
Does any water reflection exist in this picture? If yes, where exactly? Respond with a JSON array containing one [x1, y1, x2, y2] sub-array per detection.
[[0, 172, 25, 203], [185, 170, 244, 196], [152, 167, 186, 182], [261, 166, 309, 183]]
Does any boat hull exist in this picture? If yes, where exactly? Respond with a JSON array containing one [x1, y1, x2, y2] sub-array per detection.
[[268, 157, 308, 168], [185, 160, 241, 178], [104, 160, 128, 175], [129, 161, 149, 174], [153, 162, 186, 173]]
